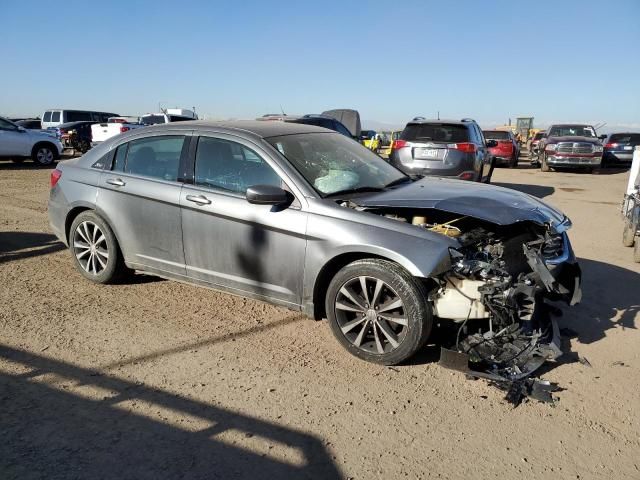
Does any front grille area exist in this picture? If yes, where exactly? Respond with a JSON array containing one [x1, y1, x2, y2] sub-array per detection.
[[556, 142, 594, 155]]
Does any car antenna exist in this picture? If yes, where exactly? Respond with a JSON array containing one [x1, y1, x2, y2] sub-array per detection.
[[593, 122, 606, 131], [437, 111, 440, 120], [280, 105, 286, 117]]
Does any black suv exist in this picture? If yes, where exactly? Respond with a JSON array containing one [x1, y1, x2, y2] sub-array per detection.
[[389, 118, 495, 182]]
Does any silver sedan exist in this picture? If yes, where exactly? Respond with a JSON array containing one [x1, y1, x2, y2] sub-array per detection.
[[49, 121, 581, 365]]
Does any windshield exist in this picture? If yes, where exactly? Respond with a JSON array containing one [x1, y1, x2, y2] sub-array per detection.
[[266, 133, 408, 197], [483, 130, 510, 140], [140, 115, 166, 125], [548, 125, 596, 138]]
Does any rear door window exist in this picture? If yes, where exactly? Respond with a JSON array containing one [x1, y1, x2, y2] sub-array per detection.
[[112, 143, 129, 171], [51, 111, 61, 123], [401, 123, 469, 143], [124, 136, 186, 182]]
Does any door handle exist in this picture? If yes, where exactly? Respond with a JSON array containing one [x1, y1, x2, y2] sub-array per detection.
[[185, 194, 212, 205], [106, 178, 126, 187]]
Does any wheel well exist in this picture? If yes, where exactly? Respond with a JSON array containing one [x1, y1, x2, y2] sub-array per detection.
[[65, 207, 92, 243], [31, 141, 59, 159], [312, 252, 388, 320]]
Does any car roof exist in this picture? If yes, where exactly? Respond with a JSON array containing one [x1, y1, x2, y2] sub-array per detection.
[[407, 119, 469, 125], [131, 120, 331, 138]]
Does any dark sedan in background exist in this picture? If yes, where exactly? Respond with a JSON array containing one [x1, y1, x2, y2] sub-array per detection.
[[602, 133, 640, 166]]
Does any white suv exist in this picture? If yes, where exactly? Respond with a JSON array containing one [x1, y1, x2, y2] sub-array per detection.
[[0, 116, 63, 165]]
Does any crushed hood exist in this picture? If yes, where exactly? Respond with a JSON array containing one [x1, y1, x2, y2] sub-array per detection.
[[353, 177, 567, 228]]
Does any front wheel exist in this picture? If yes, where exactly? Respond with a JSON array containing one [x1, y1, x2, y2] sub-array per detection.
[[69, 211, 127, 283], [326, 259, 432, 365], [32, 144, 56, 166]]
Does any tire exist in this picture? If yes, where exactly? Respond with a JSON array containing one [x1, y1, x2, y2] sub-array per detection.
[[483, 163, 495, 183], [623, 219, 636, 247], [541, 154, 550, 172], [509, 152, 518, 168], [326, 259, 433, 365], [69, 211, 127, 284], [31, 143, 57, 166]]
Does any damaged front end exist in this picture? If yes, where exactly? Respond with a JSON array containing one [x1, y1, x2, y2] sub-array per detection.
[[435, 219, 581, 376], [350, 201, 581, 402]]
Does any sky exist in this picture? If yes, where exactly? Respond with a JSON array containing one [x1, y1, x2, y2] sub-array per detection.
[[1, 0, 639, 132]]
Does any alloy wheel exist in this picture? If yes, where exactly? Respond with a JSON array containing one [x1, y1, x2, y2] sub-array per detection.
[[334, 276, 408, 355], [36, 147, 54, 165], [73, 221, 109, 275]]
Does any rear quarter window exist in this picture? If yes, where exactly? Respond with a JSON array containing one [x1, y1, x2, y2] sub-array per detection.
[[66, 111, 92, 122], [401, 124, 469, 143]]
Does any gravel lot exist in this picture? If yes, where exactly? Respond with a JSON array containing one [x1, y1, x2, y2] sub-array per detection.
[[1, 158, 639, 479]]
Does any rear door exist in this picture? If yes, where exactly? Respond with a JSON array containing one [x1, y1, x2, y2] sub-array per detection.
[[180, 134, 308, 306], [96, 133, 190, 275]]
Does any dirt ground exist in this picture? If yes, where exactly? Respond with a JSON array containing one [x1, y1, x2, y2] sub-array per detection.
[[1, 157, 639, 480]]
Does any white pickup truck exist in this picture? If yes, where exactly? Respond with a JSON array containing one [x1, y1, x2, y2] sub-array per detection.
[[90, 109, 198, 146]]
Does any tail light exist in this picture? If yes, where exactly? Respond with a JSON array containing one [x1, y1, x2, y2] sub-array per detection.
[[120, 126, 130, 133], [391, 139, 408, 150], [605, 143, 617, 148], [451, 142, 477, 153], [50, 168, 62, 188], [458, 171, 475, 180]]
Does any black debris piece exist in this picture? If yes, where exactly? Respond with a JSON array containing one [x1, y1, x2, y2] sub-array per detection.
[[578, 356, 592, 368]]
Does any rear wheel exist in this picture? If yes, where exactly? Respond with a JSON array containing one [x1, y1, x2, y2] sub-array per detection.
[[326, 259, 432, 365], [69, 211, 127, 283]]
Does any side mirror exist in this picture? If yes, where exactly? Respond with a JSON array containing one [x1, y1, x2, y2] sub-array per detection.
[[598, 134, 607, 140], [17, 126, 26, 132], [486, 139, 498, 148], [246, 184, 290, 205]]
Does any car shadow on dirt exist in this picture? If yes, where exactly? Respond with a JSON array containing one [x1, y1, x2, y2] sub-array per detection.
[[0, 231, 66, 264], [0, 343, 342, 479], [560, 258, 639, 345], [492, 182, 555, 199]]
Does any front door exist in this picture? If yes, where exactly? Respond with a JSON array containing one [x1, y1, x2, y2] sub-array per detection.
[[96, 134, 189, 276], [180, 135, 307, 306], [0, 118, 29, 156]]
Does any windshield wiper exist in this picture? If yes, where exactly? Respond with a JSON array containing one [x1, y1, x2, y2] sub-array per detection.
[[324, 186, 385, 198], [383, 176, 413, 189]]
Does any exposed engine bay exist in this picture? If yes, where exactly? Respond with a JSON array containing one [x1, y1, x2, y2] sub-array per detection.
[[342, 201, 582, 404]]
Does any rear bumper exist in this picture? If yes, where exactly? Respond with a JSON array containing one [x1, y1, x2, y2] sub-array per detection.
[[603, 151, 633, 163], [547, 154, 601, 167]]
